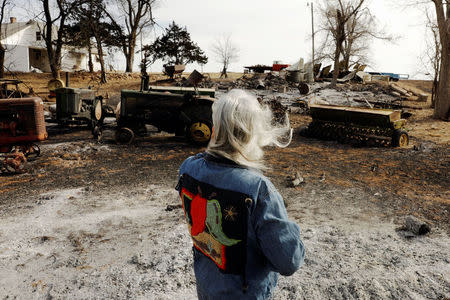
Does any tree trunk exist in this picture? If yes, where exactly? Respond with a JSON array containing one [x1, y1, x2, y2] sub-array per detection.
[[0, 44, 5, 78], [43, 0, 61, 80], [220, 66, 227, 78], [125, 53, 134, 72], [432, 0, 449, 120], [342, 38, 353, 71], [125, 39, 136, 72], [433, 37, 449, 119], [95, 38, 107, 84], [331, 10, 345, 88], [51, 44, 63, 80], [343, 53, 350, 71], [431, 78, 438, 108], [50, 59, 61, 79], [88, 43, 94, 73]]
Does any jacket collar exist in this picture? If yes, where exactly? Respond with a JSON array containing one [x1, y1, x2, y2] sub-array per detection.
[[204, 152, 243, 168]]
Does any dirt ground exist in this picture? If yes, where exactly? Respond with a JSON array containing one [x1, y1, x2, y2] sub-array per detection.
[[0, 72, 449, 299]]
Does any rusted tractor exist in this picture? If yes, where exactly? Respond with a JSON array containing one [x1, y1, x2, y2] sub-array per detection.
[[302, 104, 409, 147], [0, 97, 47, 174]]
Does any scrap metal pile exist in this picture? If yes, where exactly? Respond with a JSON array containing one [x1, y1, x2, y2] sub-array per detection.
[[196, 73, 294, 91], [333, 82, 429, 109], [232, 73, 292, 90]]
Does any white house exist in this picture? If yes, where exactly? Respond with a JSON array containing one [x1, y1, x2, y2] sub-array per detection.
[[1, 17, 102, 73]]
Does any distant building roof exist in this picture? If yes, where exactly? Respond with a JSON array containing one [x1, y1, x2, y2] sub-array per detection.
[[0, 20, 33, 39]]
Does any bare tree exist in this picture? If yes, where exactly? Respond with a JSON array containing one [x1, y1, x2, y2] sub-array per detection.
[[317, 0, 366, 87], [106, 0, 156, 72], [418, 9, 442, 108], [40, 0, 78, 79], [0, 0, 11, 78], [68, 0, 119, 83], [342, 10, 391, 71], [211, 35, 239, 79], [430, 0, 449, 119], [404, 0, 449, 119]]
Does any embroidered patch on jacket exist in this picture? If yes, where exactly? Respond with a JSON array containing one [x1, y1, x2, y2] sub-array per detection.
[[179, 174, 250, 275]]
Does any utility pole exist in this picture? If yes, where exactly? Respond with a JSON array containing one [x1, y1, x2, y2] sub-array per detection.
[[140, 32, 143, 62], [310, 2, 315, 67]]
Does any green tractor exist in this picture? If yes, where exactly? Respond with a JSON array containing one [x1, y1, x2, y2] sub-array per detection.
[[53, 87, 110, 130], [113, 86, 215, 145]]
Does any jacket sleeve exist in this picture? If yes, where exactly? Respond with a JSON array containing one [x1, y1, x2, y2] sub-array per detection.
[[252, 180, 305, 276]]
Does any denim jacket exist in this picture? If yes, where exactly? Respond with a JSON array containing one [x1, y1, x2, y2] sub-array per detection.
[[177, 153, 305, 300]]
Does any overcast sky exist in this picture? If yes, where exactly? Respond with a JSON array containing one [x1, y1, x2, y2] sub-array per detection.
[[12, 0, 434, 79], [148, 0, 433, 79]]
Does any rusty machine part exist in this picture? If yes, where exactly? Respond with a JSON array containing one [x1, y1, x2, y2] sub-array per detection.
[[302, 104, 409, 147], [47, 78, 65, 91], [115, 89, 214, 145], [0, 97, 47, 174]]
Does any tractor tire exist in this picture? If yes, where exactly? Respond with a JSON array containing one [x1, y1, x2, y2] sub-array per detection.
[[392, 129, 409, 147], [115, 127, 135, 145], [186, 120, 212, 145]]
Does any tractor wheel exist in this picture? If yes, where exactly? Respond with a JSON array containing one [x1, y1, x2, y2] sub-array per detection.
[[392, 129, 409, 147], [93, 99, 103, 121], [186, 120, 212, 145], [115, 127, 135, 145]]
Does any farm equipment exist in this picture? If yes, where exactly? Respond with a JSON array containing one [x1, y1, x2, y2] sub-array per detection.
[[0, 97, 47, 174], [163, 64, 185, 79], [51, 87, 111, 130], [114, 88, 214, 145], [147, 85, 215, 97], [0, 79, 30, 99], [302, 104, 409, 147]]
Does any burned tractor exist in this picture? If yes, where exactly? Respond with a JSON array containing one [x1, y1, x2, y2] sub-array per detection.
[[51, 87, 110, 130], [114, 87, 215, 145], [0, 79, 30, 99], [0, 97, 47, 174], [302, 104, 409, 147]]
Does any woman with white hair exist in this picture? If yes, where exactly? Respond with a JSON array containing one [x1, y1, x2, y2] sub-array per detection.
[[176, 89, 305, 299]]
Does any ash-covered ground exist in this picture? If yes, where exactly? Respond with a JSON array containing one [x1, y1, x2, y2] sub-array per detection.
[[0, 184, 449, 299]]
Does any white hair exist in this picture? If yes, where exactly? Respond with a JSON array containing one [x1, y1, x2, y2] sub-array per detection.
[[207, 89, 292, 170]]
